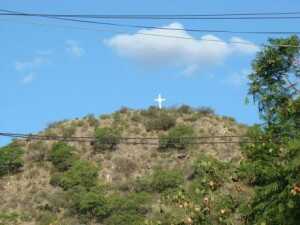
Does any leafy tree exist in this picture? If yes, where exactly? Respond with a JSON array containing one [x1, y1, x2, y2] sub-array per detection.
[[51, 160, 98, 191], [0, 145, 24, 176], [49, 142, 75, 171], [137, 169, 184, 193], [240, 36, 300, 225], [71, 187, 110, 220], [159, 124, 194, 150], [94, 127, 121, 151]]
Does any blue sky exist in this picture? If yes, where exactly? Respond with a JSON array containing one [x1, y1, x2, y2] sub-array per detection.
[[1, 0, 300, 145]]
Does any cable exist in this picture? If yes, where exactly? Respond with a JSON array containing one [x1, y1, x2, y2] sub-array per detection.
[[1, 10, 300, 49], [1, 10, 300, 35], [3, 11, 300, 20], [2, 9, 300, 36], [0, 131, 280, 146]]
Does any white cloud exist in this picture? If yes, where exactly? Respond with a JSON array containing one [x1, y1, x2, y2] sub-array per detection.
[[21, 73, 35, 84], [15, 56, 48, 72], [66, 40, 84, 57], [106, 23, 259, 73]]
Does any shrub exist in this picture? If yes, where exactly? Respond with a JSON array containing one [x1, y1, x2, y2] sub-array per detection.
[[140, 106, 160, 118], [71, 188, 110, 220], [159, 124, 194, 150], [0, 212, 20, 225], [196, 106, 215, 116], [94, 127, 121, 152], [137, 169, 184, 193], [49, 142, 75, 171], [51, 160, 98, 190], [0, 145, 24, 176], [84, 114, 99, 127], [118, 106, 130, 114], [105, 192, 151, 225], [190, 155, 228, 190], [144, 113, 176, 132], [177, 105, 192, 114], [131, 113, 142, 123], [105, 213, 144, 225], [150, 169, 184, 193]]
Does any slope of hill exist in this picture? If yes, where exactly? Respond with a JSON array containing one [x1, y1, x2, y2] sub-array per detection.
[[0, 106, 252, 225]]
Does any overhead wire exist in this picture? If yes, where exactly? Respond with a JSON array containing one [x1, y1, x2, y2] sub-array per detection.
[[0, 131, 280, 145], [1, 9, 300, 48]]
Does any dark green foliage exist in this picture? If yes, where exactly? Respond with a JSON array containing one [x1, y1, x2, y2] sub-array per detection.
[[177, 105, 193, 114], [0, 145, 24, 176], [159, 124, 194, 150], [105, 214, 144, 225], [144, 112, 176, 132], [140, 106, 160, 118], [191, 155, 228, 190], [105, 192, 151, 225], [137, 169, 184, 193], [241, 36, 300, 225], [51, 160, 98, 190], [151, 169, 184, 192], [49, 142, 75, 171], [0, 212, 20, 225], [71, 188, 110, 220], [195, 106, 215, 116], [94, 127, 121, 151]]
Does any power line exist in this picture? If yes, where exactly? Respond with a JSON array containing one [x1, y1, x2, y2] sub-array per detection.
[[1, 10, 300, 35], [2, 9, 300, 36], [1, 10, 300, 49], [0, 131, 278, 145], [3, 11, 300, 20]]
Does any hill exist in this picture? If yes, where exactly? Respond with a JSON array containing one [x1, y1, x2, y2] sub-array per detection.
[[0, 106, 252, 225]]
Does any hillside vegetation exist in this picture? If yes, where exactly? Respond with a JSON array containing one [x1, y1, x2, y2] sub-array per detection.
[[0, 106, 251, 225]]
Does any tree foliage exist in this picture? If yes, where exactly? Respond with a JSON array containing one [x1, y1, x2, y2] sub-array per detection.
[[94, 127, 121, 151], [49, 142, 75, 171], [0, 145, 24, 176], [159, 124, 194, 150], [241, 35, 300, 225]]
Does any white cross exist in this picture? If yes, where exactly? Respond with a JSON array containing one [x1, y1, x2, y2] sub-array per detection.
[[154, 94, 166, 109]]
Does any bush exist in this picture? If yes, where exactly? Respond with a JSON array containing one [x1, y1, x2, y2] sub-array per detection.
[[196, 106, 215, 116], [118, 106, 130, 114], [0, 145, 24, 176], [159, 124, 194, 150], [49, 142, 75, 171], [177, 105, 192, 114], [84, 114, 99, 127], [190, 155, 228, 190], [51, 160, 98, 190], [94, 127, 121, 152], [105, 213, 144, 225], [105, 192, 151, 225], [144, 113, 176, 132], [71, 188, 110, 220], [137, 169, 184, 193], [150, 169, 184, 192], [140, 106, 160, 118]]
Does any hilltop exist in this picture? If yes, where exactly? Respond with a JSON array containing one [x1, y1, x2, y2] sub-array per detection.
[[0, 106, 252, 225]]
